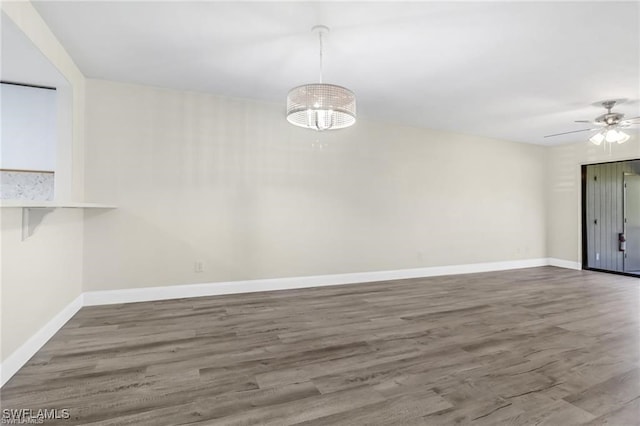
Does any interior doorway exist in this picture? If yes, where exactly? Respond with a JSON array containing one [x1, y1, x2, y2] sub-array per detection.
[[624, 174, 640, 273], [582, 159, 640, 277]]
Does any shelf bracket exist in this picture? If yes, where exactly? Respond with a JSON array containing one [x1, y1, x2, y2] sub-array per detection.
[[22, 207, 55, 241]]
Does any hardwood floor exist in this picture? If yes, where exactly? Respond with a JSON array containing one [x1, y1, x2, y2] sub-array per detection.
[[1, 267, 639, 425]]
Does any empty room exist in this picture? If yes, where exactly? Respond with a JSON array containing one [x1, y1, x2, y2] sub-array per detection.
[[1, 1, 639, 425]]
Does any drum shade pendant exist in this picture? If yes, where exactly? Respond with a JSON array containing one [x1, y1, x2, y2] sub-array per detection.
[[287, 25, 356, 131]]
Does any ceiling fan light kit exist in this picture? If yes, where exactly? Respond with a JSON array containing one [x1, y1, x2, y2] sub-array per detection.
[[587, 100, 633, 145], [544, 99, 639, 146], [589, 128, 630, 146], [286, 25, 356, 131]]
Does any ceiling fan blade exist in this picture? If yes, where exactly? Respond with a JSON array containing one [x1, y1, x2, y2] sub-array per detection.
[[574, 120, 606, 127], [622, 116, 640, 121], [544, 128, 595, 138]]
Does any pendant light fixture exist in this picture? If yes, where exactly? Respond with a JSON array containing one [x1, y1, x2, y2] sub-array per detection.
[[286, 25, 356, 131]]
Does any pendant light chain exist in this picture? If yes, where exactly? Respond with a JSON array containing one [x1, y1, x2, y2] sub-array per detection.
[[318, 29, 324, 84]]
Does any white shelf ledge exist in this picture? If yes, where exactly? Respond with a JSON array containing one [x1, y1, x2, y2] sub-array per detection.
[[0, 200, 116, 209], [1, 200, 116, 240]]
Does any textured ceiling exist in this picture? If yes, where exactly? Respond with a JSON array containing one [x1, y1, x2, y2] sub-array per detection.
[[25, 1, 640, 145]]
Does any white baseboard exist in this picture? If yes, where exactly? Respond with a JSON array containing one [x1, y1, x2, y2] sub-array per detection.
[[0, 294, 83, 387], [547, 258, 582, 270], [83, 258, 550, 306], [1, 257, 576, 387]]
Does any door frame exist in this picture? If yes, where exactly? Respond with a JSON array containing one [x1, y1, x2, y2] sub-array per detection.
[[581, 158, 640, 278], [623, 172, 640, 272]]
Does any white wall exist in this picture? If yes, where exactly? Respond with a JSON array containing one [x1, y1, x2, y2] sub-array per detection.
[[546, 138, 640, 264], [1, 209, 83, 360], [83, 79, 547, 291], [0, 2, 85, 363]]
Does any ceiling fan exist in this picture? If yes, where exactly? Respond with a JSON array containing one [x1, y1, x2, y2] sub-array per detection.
[[544, 99, 640, 145]]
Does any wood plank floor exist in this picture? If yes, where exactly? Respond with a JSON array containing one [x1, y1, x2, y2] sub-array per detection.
[[1, 266, 639, 425]]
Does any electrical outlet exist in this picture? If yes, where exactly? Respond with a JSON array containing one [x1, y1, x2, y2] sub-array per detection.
[[194, 261, 204, 273]]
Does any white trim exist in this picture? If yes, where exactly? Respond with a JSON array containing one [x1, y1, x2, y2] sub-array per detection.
[[83, 258, 550, 306], [0, 294, 83, 387], [547, 258, 582, 270], [2, 257, 579, 387], [0, 200, 116, 209]]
